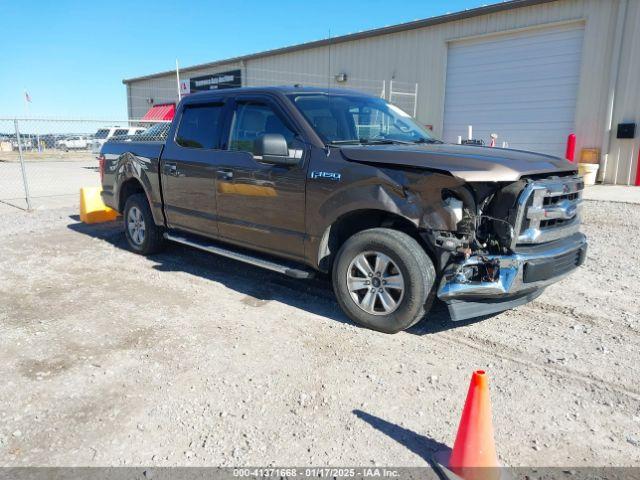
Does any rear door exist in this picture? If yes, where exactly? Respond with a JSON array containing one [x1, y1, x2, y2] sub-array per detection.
[[160, 100, 228, 236], [215, 95, 308, 261]]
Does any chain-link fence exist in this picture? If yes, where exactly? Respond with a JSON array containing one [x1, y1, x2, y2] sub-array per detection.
[[0, 118, 169, 211]]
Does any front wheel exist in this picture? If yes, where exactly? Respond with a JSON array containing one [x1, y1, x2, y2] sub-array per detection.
[[332, 228, 436, 334], [123, 193, 165, 255]]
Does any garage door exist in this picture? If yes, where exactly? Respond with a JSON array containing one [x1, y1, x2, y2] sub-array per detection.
[[442, 24, 584, 157]]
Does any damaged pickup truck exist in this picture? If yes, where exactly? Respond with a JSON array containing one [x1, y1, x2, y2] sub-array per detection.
[[100, 86, 586, 333]]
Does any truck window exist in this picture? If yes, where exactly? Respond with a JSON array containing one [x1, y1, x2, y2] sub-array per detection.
[[113, 129, 129, 137], [228, 102, 295, 155], [290, 94, 435, 145], [176, 104, 224, 149]]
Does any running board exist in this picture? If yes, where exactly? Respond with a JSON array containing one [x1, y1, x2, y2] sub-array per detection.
[[164, 232, 314, 279]]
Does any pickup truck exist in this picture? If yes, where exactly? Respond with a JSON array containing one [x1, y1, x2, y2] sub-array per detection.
[[100, 86, 586, 334]]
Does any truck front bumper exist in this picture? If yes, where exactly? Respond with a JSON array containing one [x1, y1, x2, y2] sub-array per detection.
[[437, 233, 587, 321]]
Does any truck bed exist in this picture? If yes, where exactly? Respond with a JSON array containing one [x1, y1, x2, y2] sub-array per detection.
[[100, 140, 165, 222], [102, 139, 164, 159]]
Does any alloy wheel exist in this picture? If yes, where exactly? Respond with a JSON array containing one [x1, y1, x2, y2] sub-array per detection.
[[127, 206, 146, 246], [346, 251, 405, 315]]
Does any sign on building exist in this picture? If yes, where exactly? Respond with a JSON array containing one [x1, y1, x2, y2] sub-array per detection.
[[179, 79, 190, 96], [189, 70, 242, 92]]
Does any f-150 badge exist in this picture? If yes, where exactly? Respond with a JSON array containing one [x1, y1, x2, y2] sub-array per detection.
[[310, 171, 341, 181]]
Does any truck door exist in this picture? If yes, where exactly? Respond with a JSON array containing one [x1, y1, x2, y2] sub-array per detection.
[[160, 101, 227, 236], [215, 96, 308, 261]]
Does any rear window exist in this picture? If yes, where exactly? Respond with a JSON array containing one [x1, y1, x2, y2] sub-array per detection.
[[94, 129, 110, 139], [176, 104, 224, 149]]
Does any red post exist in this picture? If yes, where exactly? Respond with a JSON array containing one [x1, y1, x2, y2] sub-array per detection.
[[635, 150, 640, 186], [565, 133, 576, 162]]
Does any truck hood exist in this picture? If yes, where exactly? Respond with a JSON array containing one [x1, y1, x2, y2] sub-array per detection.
[[339, 143, 576, 182]]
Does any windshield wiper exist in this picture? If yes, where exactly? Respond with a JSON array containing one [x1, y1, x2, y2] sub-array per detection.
[[327, 140, 363, 145], [360, 138, 414, 145], [332, 138, 415, 145], [412, 138, 443, 144], [328, 138, 426, 146]]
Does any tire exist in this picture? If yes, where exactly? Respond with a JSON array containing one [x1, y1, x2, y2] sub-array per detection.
[[332, 228, 436, 334], [123, 193, 165, 255]]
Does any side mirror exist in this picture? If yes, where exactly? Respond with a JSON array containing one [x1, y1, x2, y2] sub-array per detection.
[[254, 134, 298, 166]]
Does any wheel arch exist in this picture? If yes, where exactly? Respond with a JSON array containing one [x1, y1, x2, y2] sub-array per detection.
[[316, 209, 434, 273], [118, 177, 146, 212], [112, 152, 165, 226]]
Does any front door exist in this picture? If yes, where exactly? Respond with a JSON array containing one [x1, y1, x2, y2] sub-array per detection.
[[160, 101, 227, 236], [215, 96, 308, 261]]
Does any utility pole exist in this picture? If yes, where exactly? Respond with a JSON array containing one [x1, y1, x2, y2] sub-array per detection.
[[176, 59, 182, 102]]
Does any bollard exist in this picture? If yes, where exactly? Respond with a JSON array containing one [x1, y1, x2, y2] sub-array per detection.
[[565, 133, 576, 162]]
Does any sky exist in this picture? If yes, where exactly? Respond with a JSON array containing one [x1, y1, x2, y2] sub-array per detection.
[[1, 0, 491, 119]]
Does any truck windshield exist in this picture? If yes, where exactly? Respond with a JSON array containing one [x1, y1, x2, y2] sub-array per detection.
[[288, 93, 439, 145]]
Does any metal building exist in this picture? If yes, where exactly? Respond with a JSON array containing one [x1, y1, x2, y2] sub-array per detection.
[[123, 0, 640, 185]]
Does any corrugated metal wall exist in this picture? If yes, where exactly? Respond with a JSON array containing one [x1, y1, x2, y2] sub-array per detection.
[[604, 0, 640, 185], [126, 0, 638, 184]]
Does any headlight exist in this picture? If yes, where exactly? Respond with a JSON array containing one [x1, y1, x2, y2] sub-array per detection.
[[443, 196, 464, 225]]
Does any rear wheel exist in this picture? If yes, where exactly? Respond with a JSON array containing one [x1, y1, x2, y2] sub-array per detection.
[[123, 193, 165, 255], [332, 228, 435, 333]]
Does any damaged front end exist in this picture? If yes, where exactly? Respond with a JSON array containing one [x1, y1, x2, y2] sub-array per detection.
[[422, 174, 587, 321]]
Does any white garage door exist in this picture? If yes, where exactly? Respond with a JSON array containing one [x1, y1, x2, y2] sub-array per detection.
[[442, 24, 584, 157]]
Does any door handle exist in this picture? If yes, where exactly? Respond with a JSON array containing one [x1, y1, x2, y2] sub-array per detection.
[[217, 169, 233, 180], [164, 162, 177, 176]]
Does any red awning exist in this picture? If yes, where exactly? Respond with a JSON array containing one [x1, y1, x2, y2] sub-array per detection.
[[141, 103, 175, 121]]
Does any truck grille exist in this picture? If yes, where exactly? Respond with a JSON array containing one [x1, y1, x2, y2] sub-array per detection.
[[512, 175, 584, 248]]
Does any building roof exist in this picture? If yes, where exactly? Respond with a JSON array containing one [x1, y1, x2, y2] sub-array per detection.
[[122, 0, 557, 84]]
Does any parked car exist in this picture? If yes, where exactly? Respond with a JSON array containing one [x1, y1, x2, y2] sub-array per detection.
[[91, 127, 146, 154], [100, 86, 586, 333], [134, 122, 171, 141], [56, 136, 91, 151]]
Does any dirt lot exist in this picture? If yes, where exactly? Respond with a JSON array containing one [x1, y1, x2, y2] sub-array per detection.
[[0, 200, 638, 467]]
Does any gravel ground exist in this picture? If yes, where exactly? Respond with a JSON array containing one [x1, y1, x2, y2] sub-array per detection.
[[0, 200, 638, 467]]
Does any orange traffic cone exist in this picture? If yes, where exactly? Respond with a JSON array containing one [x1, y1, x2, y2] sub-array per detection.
[[433, 370, 502, 480]]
